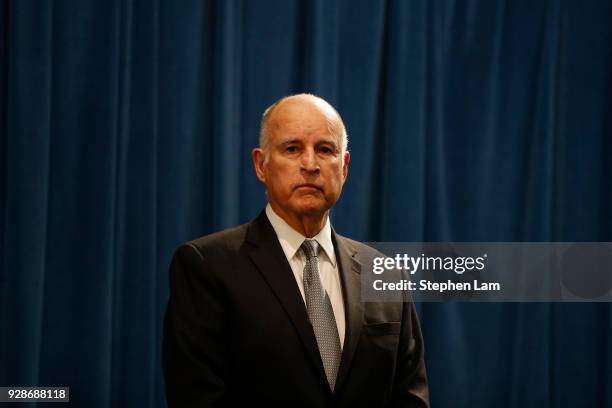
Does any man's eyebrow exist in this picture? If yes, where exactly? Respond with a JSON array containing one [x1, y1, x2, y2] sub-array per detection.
[[317, 139, 339, 146], [276, 137, 339, 147], [278, 138, 301, 145]]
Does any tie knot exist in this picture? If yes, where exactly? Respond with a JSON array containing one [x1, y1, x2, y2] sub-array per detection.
[[301, 239, 319, 260]]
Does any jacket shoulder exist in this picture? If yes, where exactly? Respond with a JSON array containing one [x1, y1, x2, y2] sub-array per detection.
[[182, 222, 249, 257], [335, 233, 380, 256]]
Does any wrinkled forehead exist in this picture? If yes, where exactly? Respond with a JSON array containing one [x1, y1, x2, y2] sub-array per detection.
[[267, 97, 343, 144]]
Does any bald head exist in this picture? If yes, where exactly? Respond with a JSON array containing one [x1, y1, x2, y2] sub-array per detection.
[[259, 94, 348, 161]]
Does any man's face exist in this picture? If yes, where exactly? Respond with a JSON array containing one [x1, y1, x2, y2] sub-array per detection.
[[253, 98, 350, 222]]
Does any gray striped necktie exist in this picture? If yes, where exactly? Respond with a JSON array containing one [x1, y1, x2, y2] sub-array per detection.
[[301, 239, 342, 391]]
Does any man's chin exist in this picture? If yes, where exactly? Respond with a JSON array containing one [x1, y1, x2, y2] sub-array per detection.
[[291, 201, 329, 217]]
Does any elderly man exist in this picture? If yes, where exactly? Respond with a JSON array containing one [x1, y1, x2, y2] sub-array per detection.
[[163, 94, 429, 407]]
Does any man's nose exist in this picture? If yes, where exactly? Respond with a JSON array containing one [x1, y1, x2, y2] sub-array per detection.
[[300, 148, 319, 172]]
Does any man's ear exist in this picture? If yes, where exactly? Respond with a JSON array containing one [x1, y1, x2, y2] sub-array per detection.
[[252, 148, 267, 183], [342, 151, 350, 181]]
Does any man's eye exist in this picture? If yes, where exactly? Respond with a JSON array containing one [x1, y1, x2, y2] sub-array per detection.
[[320, 147, 334, 155], [286, 146, 298, 153]]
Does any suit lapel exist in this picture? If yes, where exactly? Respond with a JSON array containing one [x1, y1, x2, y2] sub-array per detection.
[[333, 232, 364, 392], [245, 211, 328, 385]]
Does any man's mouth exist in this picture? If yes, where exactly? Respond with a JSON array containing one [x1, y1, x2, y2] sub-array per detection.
[[295, 184, 322, 191]]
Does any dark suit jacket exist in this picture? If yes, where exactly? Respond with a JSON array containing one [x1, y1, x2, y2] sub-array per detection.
[[163, 211, 429, 407]]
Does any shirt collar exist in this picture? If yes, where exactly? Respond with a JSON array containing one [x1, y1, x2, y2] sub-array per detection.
[[265, 203, 336, 267]]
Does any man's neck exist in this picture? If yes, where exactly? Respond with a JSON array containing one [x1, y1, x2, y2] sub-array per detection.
[[268, 202, 328, 238]]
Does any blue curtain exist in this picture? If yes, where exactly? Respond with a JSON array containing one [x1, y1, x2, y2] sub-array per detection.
[[1, 0, 611, 406]]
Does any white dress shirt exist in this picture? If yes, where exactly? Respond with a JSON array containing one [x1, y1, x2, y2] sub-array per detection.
[[265, 204, 346, 349]]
